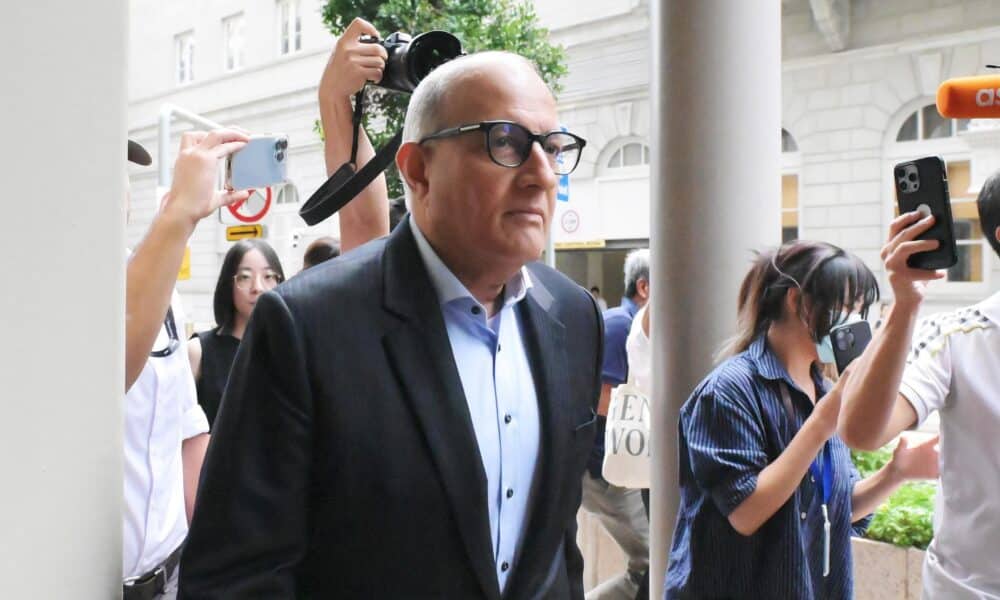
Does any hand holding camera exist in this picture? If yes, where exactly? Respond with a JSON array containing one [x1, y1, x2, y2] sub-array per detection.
[[319, 17, 387, 104]]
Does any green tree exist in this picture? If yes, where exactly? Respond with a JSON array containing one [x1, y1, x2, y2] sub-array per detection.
[[319, 0, 567, 198]]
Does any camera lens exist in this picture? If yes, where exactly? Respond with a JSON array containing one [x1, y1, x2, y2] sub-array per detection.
[[908, 172, 917, 182], [900, 182, 909, 192], [276, 151, 285, 161], [895, 168, 905, 179], [277, 139, 288, 149]]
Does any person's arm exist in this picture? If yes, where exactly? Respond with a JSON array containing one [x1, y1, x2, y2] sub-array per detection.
[[318, 17, 389, 252], [178, 291, 314, 598], [726, 375, 847, 536], [187, 335, 202, 382], [838, 211, 944, 450], [851, 434, 939, 521], [126, 130, 249, 391], [597, 383, 613, 416], [182, 432, 209, 524]]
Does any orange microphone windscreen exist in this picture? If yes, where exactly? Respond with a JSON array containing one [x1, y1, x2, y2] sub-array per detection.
[[937, 75, 1000, 118]]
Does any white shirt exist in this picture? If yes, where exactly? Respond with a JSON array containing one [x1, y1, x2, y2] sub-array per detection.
[[900, 292, 1000, 599], [625, 305, 651, 395], [123, 291, 209, 578]]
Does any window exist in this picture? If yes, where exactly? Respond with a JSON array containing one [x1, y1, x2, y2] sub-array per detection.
[[276, 183, 299, 205], [781, 129, 800, 242], [223, 14, 245, 72], [606, 142, 650, 169], [895, 104, 970, 142], [175, 31, 195, 85], [943, 161, 984, 282], [782, 128, 798, 153], [277, 0, 302, 55]]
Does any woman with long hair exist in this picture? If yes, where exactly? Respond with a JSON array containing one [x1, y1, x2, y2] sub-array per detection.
[[664, 240, 939, 599], [188, 240, 285, 428]]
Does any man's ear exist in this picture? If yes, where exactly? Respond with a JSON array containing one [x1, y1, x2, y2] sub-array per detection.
[[637, 277, 650, 301], [396, 142, 430, 203]]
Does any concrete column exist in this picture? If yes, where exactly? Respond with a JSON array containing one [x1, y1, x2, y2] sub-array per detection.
[[649, 2, 781, 597], [0, 1, 126, 597]]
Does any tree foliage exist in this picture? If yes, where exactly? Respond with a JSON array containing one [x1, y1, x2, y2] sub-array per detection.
[[320, 0, 567, 197]]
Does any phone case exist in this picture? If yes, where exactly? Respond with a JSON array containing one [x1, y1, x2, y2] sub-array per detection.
[[893, 156, 958, 270], [226, 135, 289, 191], [831, 321, 872, 374]]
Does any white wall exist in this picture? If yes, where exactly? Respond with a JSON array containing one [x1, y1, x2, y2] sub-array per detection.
[[0, 1, 125, 597]]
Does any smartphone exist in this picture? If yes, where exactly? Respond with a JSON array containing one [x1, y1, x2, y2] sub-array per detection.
[[831, 320, 872, 374], [226, 134, 289, 190], [893, 156, 958, 270]]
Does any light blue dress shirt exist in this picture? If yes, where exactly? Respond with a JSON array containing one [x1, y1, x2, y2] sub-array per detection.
[[410, 220, 541, 591]]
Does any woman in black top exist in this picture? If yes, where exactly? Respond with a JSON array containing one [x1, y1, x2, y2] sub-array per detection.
[[188, 240, 285, 428]]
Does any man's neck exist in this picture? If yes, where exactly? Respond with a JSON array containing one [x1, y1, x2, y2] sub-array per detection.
[[766, 321, 818, 399]]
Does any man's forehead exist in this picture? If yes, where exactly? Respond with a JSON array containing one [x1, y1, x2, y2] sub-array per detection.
[[440, 68, 558, 128]]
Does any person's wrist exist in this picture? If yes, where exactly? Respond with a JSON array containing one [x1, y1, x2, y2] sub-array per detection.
[[884, 457, 906, 484], [159, 196, 201, 233]]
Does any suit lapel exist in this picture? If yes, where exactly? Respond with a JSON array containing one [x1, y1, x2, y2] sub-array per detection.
[[503, 273, 574, 598], [381, 220, 501, 600]]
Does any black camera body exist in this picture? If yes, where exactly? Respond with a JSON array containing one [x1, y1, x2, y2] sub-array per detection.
[[360, 31, 464, 93]]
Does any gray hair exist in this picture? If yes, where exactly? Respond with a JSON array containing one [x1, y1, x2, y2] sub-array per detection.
[[623, 248, 650, 299], [400, 51, 544, 209]]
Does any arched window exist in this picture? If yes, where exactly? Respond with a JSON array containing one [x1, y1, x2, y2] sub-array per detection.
[[781, 129, 801, 243], [895, 104, 970, 142], [782, 128, 798, 153], [606, 141, 650, 169]]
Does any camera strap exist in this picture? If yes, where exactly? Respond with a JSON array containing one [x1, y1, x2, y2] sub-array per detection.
[[299, 89, 403, 226]]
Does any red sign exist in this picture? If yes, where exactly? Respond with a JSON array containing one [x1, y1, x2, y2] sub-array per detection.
[[227, 187, 272, 223]]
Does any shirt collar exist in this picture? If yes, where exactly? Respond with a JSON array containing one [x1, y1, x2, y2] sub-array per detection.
[[620, 297, 639, 318], [977, 291, 1000, 326], [410, 217, 532, 311], [747, 334, 826, 393]]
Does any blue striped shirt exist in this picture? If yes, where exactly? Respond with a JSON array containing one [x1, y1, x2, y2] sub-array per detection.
[[665, 336, 870, 600]]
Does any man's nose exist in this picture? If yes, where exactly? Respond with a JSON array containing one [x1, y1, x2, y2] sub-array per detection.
[[519, 142, 558, 189]]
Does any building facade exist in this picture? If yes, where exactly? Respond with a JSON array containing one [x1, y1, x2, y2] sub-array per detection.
[[128, 0, 1000, 329]]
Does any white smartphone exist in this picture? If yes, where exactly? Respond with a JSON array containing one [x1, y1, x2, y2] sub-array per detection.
[[226, 134, 289, 190]]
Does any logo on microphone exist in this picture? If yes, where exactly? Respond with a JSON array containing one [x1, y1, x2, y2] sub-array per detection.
[[976, 88, 1000, 107]]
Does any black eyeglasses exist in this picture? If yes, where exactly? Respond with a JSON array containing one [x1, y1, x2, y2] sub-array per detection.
[[418, 121, 586, 176], [150, 307, 180, 358]]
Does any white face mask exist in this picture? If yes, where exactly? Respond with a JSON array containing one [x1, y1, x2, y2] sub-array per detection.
[[815, 312, 863, 364]]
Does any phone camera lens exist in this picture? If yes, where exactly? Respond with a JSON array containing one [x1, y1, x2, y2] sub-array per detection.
[[895, 168, 905, 179], [275, 139, 288, 150], [908, 172, 918, 182], [900, 182, 909, 192], [276, 151, 285, 161]]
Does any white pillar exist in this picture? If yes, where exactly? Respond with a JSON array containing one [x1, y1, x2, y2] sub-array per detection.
[[649, 2, 782, 597], [0, 1, 126, 597]]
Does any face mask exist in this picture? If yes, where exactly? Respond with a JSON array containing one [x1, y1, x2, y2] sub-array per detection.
[[815, 312, 863, 364]]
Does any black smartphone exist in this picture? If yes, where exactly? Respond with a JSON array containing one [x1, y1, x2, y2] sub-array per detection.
[[893, 156, 958, 270], [831, 320, 872, 374]]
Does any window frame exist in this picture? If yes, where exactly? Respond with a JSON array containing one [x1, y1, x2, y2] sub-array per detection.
[[277, 0, 302, 56], [598, 137, 651, 180], [175, 30, 196, 86], [781, 128, 802, 243], [222, 13, 245, 72]]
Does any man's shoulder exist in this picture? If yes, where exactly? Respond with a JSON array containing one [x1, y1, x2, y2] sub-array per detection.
[[909, 303, 997, 363], [281, 238, 386, 298], [525, 261, 595, 310]]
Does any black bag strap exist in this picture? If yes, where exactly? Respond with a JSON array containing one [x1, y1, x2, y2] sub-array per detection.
[[299, 89, 402, 226]]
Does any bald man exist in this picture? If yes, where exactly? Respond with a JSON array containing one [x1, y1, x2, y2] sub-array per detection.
[[178, 51, 599, 599]]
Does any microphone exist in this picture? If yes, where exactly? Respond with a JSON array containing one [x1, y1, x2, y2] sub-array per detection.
[[936, 75, 1000, 118]]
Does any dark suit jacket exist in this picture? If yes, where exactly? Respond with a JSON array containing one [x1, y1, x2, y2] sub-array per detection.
[[178, 219, 603, 599]]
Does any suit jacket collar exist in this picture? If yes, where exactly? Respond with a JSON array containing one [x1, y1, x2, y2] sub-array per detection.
[[382, 220, 573, 599]]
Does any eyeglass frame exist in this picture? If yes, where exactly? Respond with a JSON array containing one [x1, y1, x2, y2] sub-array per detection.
[[417, 120, 587, 175], [232, 270, 283, 292]]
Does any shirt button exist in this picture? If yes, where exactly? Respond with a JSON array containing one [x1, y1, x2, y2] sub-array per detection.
[[501, 561, 510, 572], [504, 414, 512, 424], [471, 306, 481, 315], [801, 511, 808, 520], [506, 488, 514, 499]]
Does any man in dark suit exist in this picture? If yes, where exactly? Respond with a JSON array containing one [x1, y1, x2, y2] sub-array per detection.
[[179, 50, 601, 599]]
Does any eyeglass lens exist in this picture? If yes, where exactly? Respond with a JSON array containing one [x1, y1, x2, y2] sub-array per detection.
[[486, 123, 581, 175]]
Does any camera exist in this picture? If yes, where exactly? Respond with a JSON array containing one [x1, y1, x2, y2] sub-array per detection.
[[360, 31, 464, 93], [896, 163, 920, 193]]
